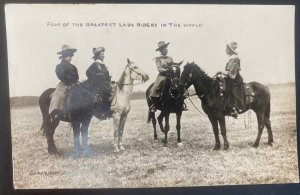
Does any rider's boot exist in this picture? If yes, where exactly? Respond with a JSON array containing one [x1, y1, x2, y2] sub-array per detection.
[[150, 97, 159, 112]]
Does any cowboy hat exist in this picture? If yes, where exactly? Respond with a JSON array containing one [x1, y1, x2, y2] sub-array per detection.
[[155, 41, 170, 51], [226, 42, 238, 54], [57, 44, 77, 56], [92, 47, 105, 59]]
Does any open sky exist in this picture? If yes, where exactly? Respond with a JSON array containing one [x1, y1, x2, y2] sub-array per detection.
[[5, 4, 295, 97]]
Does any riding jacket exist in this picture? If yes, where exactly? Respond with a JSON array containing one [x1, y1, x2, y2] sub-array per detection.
[[86, 59, 112, 114], [224, 54, 245, 111], [49, 60, 79, 114], [55, 59, 79, 85], [150, 56, 174, 98], [86, 59, 111, 83], [225, 54, 241, 79]]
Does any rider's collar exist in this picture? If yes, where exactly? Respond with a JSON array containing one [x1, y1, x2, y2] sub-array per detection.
[[229, 54, 238, 59], [95, 59, 104, 64]]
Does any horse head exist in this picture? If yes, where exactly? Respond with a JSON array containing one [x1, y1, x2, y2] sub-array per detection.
[[180, 61, 213, 99], [126, 58, 149, 83], [180, 61, 197, 89]]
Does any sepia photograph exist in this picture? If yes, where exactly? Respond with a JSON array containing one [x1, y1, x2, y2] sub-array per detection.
[[5, 4, 298, 189]]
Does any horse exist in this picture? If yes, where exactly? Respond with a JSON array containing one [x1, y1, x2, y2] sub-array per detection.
[[180, 62, 273, 150], [39, 58, 149, 156], [146, 62, 185, 147]]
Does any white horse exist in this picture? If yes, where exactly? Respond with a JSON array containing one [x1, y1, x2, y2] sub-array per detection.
[[110, 58, 149, 152]]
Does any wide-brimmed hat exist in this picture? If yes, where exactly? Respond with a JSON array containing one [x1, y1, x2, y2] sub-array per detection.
[[92, 47, 105, 59], [155, 41, 170, 51], [226, 42, 238, 54], [57, 44, 77, 56]]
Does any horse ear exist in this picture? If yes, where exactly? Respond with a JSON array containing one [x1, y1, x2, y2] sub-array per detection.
[[192, 61, 194, 64], [127, 58, 131, 64], [177, 60, 183, 66]]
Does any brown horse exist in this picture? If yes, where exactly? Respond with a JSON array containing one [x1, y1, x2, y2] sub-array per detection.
[[180, 62, 273, 150]]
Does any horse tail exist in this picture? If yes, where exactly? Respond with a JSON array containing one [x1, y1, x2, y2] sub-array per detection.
[[39, 88, 55, 136], [265, 101, 271, 120], [147, 110, 155, 124], [146, 83, 155, 124]]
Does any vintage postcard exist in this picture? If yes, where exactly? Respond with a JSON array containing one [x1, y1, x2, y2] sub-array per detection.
[[5, 4, 298, 188]]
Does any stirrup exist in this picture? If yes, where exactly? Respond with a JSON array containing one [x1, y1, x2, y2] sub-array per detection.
[[150, 104, 157, 113], [230, 108, 238, 119], [182, 103, 188, 111]]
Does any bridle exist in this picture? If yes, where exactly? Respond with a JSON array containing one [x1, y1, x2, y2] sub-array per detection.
[[120, 63, 146, 86], [182, 65, 206, 99]]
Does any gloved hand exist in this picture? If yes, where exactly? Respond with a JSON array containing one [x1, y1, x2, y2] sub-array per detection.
[[93, 93, 102, 104], [165, 67, 173, 74]]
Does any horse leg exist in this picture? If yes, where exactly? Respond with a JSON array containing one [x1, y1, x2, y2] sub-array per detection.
[[219, 117, 229, 150], [150, 111, 158, 140], [264, 103, 273, 145], [46, 119, 60, 155], [176, 112, 183, 147], [208, 115, 221, 150], [157, 111, 165, 133], [72, 121, 81, 157], [163, 112, 170, 147], [113, 113, 121, 153], [118, 114, 128, 151], [253, 111, 265, 148], [81, 117, 92, 157]]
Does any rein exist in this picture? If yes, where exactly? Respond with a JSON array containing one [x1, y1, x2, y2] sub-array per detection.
[[186, 88, 207, 117]]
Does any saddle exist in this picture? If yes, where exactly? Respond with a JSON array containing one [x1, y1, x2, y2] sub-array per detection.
[[215, 74, 255, 106], [244, 83, 255, 105], [63, 80, 117, 120], [93, 82, 118, 120]]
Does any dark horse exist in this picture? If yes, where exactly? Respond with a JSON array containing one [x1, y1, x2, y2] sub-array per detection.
[[146, 62, 185, 147], [180, 62, 273, 150], [39, 72, 108, 157]]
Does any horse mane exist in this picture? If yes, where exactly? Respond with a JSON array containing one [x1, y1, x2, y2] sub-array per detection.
[[184, 62, 212, 84], [117, 70, 126, 90]]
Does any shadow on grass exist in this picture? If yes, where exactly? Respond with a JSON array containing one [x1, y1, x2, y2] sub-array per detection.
[[57, 142, 115, 158]]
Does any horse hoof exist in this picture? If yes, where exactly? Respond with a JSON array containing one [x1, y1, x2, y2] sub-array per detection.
[[119, 146, 125, 151], [177, 143, 183, 148], [224, 146, 229, 151], [253, 143, 259, 148], [48, 148, 59, 155], [83, 150, 91, 158], [267, 142, 273, 147], [213, 145, 220, 151], [114, 148, 120, 153], [71, 151, 80, 158]]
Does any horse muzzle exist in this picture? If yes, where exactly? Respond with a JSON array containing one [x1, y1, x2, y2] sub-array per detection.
[[142, 74, 149, 82]]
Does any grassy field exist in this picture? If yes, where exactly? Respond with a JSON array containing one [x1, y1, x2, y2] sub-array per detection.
[[10, 83, 298, 188]]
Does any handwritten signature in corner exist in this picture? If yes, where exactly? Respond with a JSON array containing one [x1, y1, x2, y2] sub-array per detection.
[[29, 170, 64, 176]]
